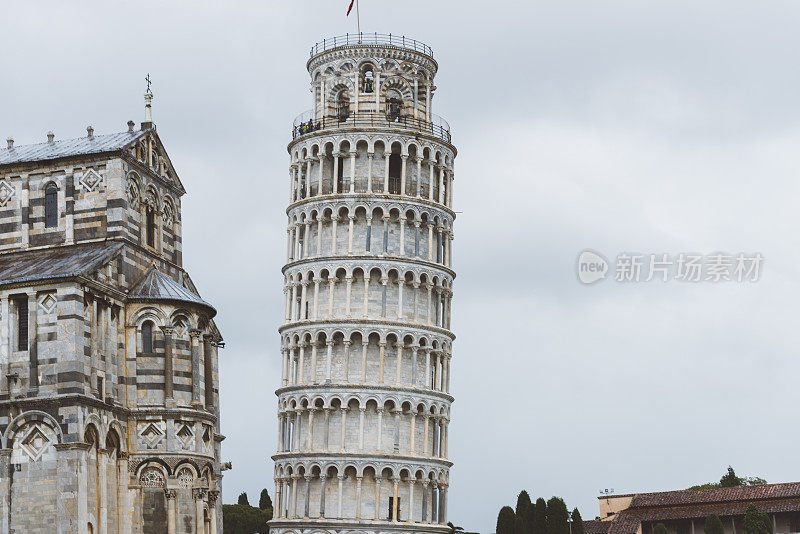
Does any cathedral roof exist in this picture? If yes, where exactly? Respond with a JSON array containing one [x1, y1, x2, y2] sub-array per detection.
[[0, 129, 148, 166], [128, 266, 216, 317], [0, 241, 123, 287]]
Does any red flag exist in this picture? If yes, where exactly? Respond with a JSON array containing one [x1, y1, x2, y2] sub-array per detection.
[[347, 0, 355, 15]]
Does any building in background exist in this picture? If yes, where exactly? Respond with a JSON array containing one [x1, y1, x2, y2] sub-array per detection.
[[585, 484, 800, 534], [0, 94, 224, 534], [271, 33, 457, 534]]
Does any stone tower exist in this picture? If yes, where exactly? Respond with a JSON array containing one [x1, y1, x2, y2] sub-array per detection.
[[0, 97, 224, 534], [272, 34, 456, 533]]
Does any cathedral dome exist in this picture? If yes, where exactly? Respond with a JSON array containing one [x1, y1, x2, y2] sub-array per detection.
[[128, 265, 216, 317]]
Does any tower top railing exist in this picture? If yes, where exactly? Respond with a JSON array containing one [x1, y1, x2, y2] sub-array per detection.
[[310, 33, 434, 58], [292, 110, 451, 144]]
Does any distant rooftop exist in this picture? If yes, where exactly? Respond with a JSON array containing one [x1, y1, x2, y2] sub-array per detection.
[[0, 128, 147, 167], [310, 33, 434, 58]]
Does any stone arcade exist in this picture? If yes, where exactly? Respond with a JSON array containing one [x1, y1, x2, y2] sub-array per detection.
[[272, 34, 457, 534], [0, 95, 224, 534]]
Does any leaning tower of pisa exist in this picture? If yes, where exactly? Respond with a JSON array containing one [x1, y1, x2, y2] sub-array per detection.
[[271, 34, 457, 533]]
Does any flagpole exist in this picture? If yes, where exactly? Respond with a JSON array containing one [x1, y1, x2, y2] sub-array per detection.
[[356, 0, 360, 36]]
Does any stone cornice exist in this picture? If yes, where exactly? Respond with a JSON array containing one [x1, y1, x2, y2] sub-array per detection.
[[277, 318, 456, 341], [282, 254, 455, 279], [271, 450, 453, 469], [307, 45, 438, 76], [287, 125, 456, 155], [275, 383, 454, 404], [286, 193, 456, 220]]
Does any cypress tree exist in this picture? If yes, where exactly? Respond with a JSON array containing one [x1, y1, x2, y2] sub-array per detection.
[[237, 492, 249, 506], [259, 488, 273, 510], [546, 497, 570, 534], [654, 524, 669, 534], [515, 516, 527, 534], [743, 504, 772, 534], [517, 491, 533, 518], [497, 506, 516, 534], [523, 498, 536, 534], [705, 514, 724, 534], [533, 498, 548, 534], [572, 508, 585, 534]]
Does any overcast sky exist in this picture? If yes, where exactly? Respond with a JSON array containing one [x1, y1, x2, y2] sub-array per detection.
[[3, 1, 800, 532]]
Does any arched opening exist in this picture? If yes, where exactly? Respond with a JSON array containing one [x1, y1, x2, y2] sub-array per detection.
[[388, 154, 402, 194], [141, 320, 154, 353], [145, 207, 155, 248], [363, 68, 375, 93], [336, 90, 350, 122], [386, 89, 403, 122], [45, 183, 58, 228]]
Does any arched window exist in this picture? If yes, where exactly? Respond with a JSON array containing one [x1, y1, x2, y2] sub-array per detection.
[[139, 467, 165, 488], [142, 320, 153, 353], [146, 207, 155, 247], [388, 154, 402, 194], [386, 89, 403, 122], [363, 69, 375, 93], [45, 183, 58, 228], [336, 90, 350, 122]]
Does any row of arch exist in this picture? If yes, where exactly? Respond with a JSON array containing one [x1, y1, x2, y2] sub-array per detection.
[[291, 134, 453, 164], [274, 461, 448, 524], [276, 396, 450, 459], [311, 56, 436, 89], [287, 204, 453, 269], [279, 330, 453, 393], [289, 139, 454, 208], [283, 267, 453, 331]]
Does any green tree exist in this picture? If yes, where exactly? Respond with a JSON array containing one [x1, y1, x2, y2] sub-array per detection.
[[572, 508, 585, 534], [720, 467, 742, 488], [516, 491, 534, 534], [238, 492, 250, 506], [259, 488, 273, 510], [689, 467, 767, 490], [546, 497, 570, 534], [497, 506, 516, 534], [705, 514, 725, 534], [515, 516, 527, 534], [517, 491, 533, 516], [533, 498, 548, 534], [222, 502, 271, 534], [654, 524, 669, 534], [743, 504, 772, 534]]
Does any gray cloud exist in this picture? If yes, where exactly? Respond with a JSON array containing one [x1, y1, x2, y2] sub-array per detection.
[[3, 1, 800, 532]]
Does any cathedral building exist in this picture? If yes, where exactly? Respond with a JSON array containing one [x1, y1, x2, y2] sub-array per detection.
[[272, 34, 457, 534], [0, 94, 224, 534]]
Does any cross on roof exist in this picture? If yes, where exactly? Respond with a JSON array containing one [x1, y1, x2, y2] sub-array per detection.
[[145, 73, 152, 94]]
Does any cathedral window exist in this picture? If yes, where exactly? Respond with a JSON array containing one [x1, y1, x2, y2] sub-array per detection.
[[139, 467, 165, 488], [13, 296, 28, 351], [142, 320, 154, 353], [146, 207, 156, 248], [177, 467, 194, 489], [44, 183, 58, 228]]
